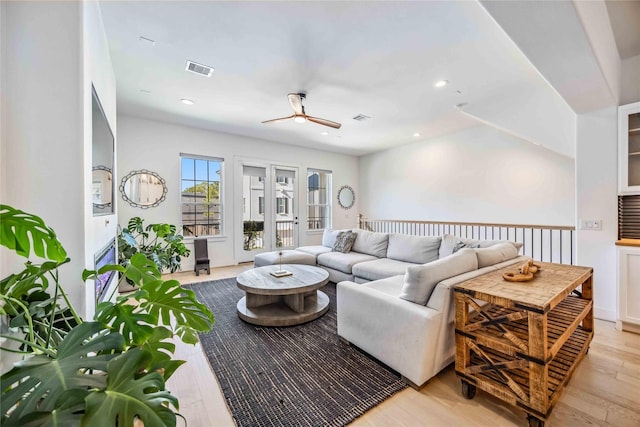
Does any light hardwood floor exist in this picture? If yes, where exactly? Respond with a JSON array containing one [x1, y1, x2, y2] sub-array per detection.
[[163, 265, 640, 427]]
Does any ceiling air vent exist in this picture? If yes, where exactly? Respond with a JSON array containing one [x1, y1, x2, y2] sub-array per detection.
[[352, 114, 371, 122], [185, 60, 214, 77]]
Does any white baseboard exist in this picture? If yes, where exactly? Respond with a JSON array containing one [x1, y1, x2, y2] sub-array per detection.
[[594, 306, 616, 322]]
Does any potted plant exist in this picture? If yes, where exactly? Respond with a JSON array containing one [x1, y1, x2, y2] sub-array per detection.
[[0, 204, 214, 426], [118, 217, 190, 274]]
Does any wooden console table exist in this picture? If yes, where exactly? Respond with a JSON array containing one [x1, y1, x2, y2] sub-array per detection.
[[454, 262, 593, 427]]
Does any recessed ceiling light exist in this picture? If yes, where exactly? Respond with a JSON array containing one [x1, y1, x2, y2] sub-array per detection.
[[180, 98, 195, 105], [140, 89, 151, 94], [413, 132, 421, 137], [139, 36, 156, 46], [434, 80, 448, 88], [455, 102, 468, 110], [320, 131, 329, 136]]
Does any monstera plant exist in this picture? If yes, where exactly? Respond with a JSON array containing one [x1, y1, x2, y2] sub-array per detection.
[[118, 217, 190, 274], [0, 204, 214, 426]]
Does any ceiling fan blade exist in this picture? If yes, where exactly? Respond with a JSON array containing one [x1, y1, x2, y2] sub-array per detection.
[[262, 114, 295, 125], [306, 115, 342, 129], [287, 93, 304, 114]]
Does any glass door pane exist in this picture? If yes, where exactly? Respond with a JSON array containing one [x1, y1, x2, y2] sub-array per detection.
[[274, 167, 297, 249], [242, 165, 266, 253]]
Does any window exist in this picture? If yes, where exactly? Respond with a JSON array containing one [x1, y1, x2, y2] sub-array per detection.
[[180, 155, 223, 237], [307, 169, 331, 230], [276, 197, 289, 214], [258, 196, 265, 215], [276, 176, 288, 185]]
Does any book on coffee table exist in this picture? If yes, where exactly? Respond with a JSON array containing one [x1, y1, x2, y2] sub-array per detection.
[[270, 270, 293, 278]]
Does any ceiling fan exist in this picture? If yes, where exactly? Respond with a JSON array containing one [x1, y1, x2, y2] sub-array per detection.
[[262, 93, 342, 129]]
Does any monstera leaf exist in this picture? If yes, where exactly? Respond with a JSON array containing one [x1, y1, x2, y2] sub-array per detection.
[[1, 322, 124, 423], [138, 279, 214, 343], [0, 205, 67, 261], [13, 389, 88, 427], [94, 302, 155, 346], [140, 327, 185, 381], [123, 253, 161, 287], [83, 348, 178, 427]]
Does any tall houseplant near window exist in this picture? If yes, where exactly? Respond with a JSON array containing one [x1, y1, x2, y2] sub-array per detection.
[[0, 205, 214, 426], [119, 217, 190, 274]]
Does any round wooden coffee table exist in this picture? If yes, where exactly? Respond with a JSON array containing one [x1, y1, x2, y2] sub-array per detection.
[[236, 264, 330, 326]]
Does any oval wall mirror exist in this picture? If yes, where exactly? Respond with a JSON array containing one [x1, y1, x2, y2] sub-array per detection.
[[120, 169, 167, 209], [92, 166, 113, 212], [337, 185, 355, 210]]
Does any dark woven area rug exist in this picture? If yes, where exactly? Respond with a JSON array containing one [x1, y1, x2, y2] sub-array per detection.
[[184, 278, 407, 427]]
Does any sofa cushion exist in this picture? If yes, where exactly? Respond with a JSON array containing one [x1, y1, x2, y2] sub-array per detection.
[[362, 275, 405, 297], [351, 229, 389, 258], [478, 240, 524, 252], [400, 248, 478, 305], [317, 251, 378, 274], [295, 245, 332, 257], [386, 234, 441, 264], [322, 228, 345, 248], [475, 242, 519, 268], [352, 258, 417, 282], [333, 231, 357, 253], [438, 234, 480, 258], [438, 233, 523, 258]]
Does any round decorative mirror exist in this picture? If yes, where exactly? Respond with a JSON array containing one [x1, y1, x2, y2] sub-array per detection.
[[337, 185, 355, 210], [92, 166, 113, 212], [120, 169, 167, 209]]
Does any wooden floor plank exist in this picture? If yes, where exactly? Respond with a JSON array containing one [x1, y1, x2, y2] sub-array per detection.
[[162, 266, 640, 427]]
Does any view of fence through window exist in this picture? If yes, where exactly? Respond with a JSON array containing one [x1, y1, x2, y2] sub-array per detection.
[[181, 155, 223, 236], [308, 169, 331, 230]]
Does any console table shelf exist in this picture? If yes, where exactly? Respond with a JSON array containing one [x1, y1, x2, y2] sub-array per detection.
[[454, 262, 593, 427]]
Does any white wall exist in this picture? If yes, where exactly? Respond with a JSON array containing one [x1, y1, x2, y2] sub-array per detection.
[[0, 1, 116, 319], [360, 125, 575, 225], [117, 115, 359, 269], [575, 107, 618, 321], [620, 54, 640, 105]]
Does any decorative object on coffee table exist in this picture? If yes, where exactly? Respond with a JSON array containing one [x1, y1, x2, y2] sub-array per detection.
[[502, 259, 542, 282], [455, 262, 594, 427], [270, 250, 292, 277], [237, 264, 329, 326]]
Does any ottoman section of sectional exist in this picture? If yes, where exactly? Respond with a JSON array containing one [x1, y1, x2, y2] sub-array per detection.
[[253, 249, 317, 267]]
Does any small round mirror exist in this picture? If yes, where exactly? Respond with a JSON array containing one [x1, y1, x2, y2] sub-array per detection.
[[92, 166, 113, 212], [337, 185, 355, 210], [120, 169, 167, 209]]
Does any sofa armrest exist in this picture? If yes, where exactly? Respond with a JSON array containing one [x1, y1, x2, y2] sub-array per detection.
[[337, 281, 442, 387]]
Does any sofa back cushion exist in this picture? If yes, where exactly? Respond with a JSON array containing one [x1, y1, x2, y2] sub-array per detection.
[[399, 248, 478, 305], [322, 229, 347, 248], [351, 229, 389, 258], [439, 233, 523, 258], [475, 242, 519, 268], [386, 234, 441, 264]]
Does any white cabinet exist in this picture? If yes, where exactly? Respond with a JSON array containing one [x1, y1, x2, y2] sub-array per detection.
[[619, 102, 640, 195], [616, 243, 640, 333]]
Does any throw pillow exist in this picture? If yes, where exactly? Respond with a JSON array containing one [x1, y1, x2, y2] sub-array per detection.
[[399, 248, 478, 305], [333, 231, 357, 253], [386, 234, 441, 264], [475, 242, 519, 268]]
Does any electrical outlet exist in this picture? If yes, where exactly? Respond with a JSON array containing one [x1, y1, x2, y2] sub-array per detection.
[[579, 219, 602, 230]]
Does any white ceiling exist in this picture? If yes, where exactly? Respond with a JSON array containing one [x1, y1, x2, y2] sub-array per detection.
[[606, 0, 640, 60], [98, 1, 615, 157]]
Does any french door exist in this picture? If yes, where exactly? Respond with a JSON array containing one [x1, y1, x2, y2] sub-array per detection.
[[235, 160, 299, 263]]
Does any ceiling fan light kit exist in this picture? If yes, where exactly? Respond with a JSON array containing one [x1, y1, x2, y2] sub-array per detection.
[[262, 93, 342, 129]]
